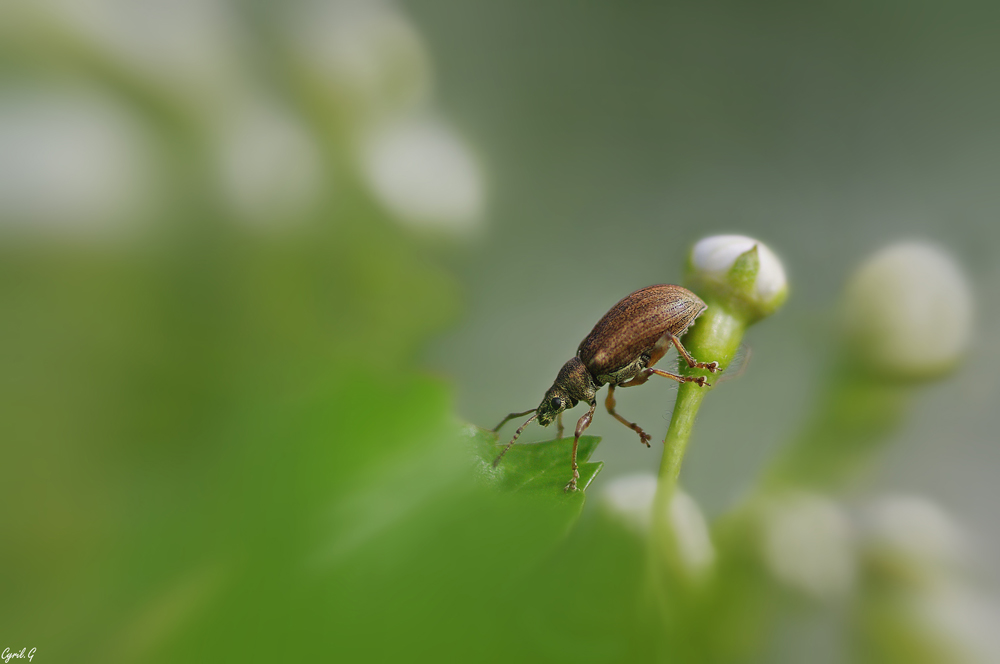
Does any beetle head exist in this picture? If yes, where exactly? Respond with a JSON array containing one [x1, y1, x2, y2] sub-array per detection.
[[536, 386, 573, 426], [535, 357, 595, 426], [492, 357, 596, 469]]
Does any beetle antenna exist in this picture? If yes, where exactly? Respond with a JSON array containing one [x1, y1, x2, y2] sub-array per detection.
[[492, 408, 537, 432], [492, 413, 537, 467]]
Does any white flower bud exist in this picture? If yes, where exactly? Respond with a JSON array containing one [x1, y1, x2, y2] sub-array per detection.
[[842, 242, 973, 379], [23, 0, 244, 114], [688, 234, 788, 322], [759, 492, 856, 601], [286, 0, 431, 121], [0, 89, 152, 238], [600, 473, 658, 535], [669, 489, 715, 575], [862, 495, 969, 574], [362, 117, 484, 233], [215, 99, 324, 228], [601, 473, 714, 575], [912, 582, 1000, 664]]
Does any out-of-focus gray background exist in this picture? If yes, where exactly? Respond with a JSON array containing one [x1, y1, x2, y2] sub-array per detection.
[[414, 0, 1000, 565]]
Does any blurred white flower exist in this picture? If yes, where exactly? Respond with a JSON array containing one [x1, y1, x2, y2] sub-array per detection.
[[760, 492, 856, 601], [215, 100, 324, 228], [0, 88, 152, 237], [362, 117, 484, 232], [688, 234, 788, 321], [601, 474, 714, 575], [22, 0, 245, 113], [601, 473, 658, 535], [669, 489, 715, 575], [862, 495, 970, 574], [842, 241, 973, 379], [285, 0, 431, 121], [913, 582, 1000, 664]]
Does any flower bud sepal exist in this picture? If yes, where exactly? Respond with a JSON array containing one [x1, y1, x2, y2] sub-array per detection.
[[686, 243, 789, 326]]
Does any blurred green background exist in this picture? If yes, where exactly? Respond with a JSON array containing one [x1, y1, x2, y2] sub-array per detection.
[[1, 0, 998, 662]]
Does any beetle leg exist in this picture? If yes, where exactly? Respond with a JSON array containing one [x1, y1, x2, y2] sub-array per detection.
[[564, 402, 596, 492], [646, 332, 717, 373], [619, 370, 652, 387], [643, 367, 711, 387], [669, 334, 719, 373], [604, 385, 651, 447], [622, 367, 710, 387], [556, 411, 564, 439], [491, 408, 537, 432]]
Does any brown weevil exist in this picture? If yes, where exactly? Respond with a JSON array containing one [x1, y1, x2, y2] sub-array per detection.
[[492, 284, 719, 492]]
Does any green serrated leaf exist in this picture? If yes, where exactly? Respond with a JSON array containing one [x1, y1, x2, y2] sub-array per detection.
[[574, 461, 603, 493], [468, 427, 603, 494]]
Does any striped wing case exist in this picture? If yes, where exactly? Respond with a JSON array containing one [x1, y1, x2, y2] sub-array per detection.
[[577, 284, 706, 376]]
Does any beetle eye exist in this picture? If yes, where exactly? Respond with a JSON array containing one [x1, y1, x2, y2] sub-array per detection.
[[550, 397, 562, 410]]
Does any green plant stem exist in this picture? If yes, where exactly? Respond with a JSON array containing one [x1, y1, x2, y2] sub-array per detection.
[[762, 360, 913, 491], [646, 302, 748, 599], [658, 384, 706, 491], [656, 304, 747, 496]]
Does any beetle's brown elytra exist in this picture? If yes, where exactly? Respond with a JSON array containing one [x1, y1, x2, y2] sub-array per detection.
[[492, 284, 719, 492]]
